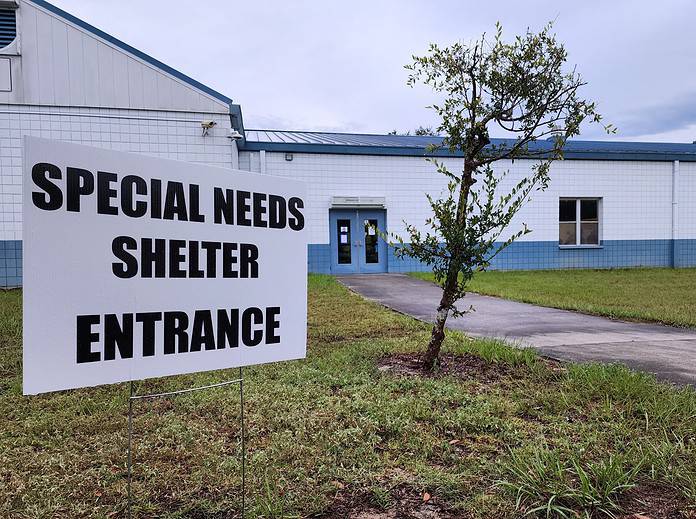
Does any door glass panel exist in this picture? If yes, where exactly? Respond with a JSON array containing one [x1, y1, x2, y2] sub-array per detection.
[[336, 219, 351, 264], [364, 218, 379, 264]]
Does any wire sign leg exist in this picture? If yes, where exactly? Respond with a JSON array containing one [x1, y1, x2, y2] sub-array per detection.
[[239, 366, 246, 519], [124, 372, 246, 519], [127, 380, 134, 519]]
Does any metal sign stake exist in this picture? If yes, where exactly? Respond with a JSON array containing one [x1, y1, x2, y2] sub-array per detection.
[[126, 370, 246, 518]]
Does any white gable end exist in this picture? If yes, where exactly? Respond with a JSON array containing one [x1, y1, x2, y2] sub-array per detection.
[[0, 0, 230, 113]]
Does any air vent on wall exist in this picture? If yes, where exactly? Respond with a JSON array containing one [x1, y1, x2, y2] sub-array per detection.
[[0, 8, 16, 49]]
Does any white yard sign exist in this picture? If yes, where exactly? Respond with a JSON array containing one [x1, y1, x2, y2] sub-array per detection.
[[23, 137, 308, 395]]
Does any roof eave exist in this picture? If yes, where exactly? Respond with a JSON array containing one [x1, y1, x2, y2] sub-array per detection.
[[240, 141, 696, 162]]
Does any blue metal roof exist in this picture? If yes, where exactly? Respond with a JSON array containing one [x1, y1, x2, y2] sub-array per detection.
[[30, 0, 233, 106], [242, 130, 696, 162]]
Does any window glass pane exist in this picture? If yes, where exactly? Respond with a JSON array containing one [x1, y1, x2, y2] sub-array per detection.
[[581, 199, 598, 221], [581, 222, 599, 245], [559, 222, 576, 245], [364, 219, 379, 264], [336, 219, 351, 264], [559, 200, 576, 222]]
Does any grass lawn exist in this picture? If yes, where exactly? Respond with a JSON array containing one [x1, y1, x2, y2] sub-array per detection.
[[411, 267, 696, 328], [2, 275, 696, 517]]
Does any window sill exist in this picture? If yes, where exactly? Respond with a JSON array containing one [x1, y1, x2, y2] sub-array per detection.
[[558, 244, 604, 250]]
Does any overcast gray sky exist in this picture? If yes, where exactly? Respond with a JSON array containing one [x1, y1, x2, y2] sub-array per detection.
[[51, 0, 696, 142]]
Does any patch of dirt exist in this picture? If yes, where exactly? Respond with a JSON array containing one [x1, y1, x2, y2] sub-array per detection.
[[377, 352, 515, 384], [315, 485, 458, 519], [619, 483, 696, 519]]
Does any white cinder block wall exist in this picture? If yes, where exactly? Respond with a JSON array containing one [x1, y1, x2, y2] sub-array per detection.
[[679, 162, 696, 240], [239, 151, 676, 245], [239, 151, 457, 244]]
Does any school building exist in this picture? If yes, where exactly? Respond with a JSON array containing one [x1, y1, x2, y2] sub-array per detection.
[[1, 0, 695, 287]]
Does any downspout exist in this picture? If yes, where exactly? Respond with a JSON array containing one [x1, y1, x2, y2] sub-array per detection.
[[672, 160, 679, 268], [228, 103, 244, 170], [230, 139, 239, 169]]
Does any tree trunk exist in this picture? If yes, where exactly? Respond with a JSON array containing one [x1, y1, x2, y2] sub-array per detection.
[[422, 267, 459, 371], [422, 157, 476, 371]]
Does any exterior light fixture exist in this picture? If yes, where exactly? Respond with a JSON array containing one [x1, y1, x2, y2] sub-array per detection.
[[200, 120, 217, 136]]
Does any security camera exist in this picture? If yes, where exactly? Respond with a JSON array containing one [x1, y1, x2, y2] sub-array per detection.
[[228, 130, 244, 140], [200, 120, 217, 136]]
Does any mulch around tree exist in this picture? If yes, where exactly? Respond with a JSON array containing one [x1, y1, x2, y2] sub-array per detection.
[[376, 352, 519, 384]]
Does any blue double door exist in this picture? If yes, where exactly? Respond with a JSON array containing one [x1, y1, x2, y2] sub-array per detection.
[[329, 209, 388, 274]]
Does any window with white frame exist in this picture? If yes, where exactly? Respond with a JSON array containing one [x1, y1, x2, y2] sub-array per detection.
[[559, 198, 600, 246]]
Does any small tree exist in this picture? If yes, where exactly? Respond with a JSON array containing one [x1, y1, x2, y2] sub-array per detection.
[[397, 23, 612, 370]]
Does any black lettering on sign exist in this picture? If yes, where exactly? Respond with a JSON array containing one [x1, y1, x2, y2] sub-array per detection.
[[190, 310, 216, 351], [236, 190, 252, 226], [112, 236, 138, 278], [163, 181, 188, 221], [150, 179, 163, 219], [30, 163, 303, 230], [97, 171, 118, 215], [164, 312, 189, 354], [222, 242, 238, 278], [188, 241, 205, 278], [201, 241, 221, 278], [66, 167, 94, 212], [242, 307, 263, 346], [122, 175, 148, 218], [240, 243, 259, 278], [213, 188, 234, 224], [288, 197, 305, 230], [141, 238, 166, 278], [268, 195, 286, 229], [74, 307, 282, 363], [136, 312, 162, 357], [104, 313, 134, 360], [266, 307, 281, 344], [217, 308, 239, 349], [31, 162, 63, 211], [76, 314, 100, 363], [188, 184, 205, 223], [252, 192, 267, 228], [168, 239, 186, 278], [110, 239, 259, 279]]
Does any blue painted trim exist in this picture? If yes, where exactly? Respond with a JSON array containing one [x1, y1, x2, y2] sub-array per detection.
[[241, 141, 696, 161], [0, 240, 22, 288], [29, 0, 233, 105], [308, 243, 331, 274], [303, 239, 696, 274], [385, 239, 696, 273]]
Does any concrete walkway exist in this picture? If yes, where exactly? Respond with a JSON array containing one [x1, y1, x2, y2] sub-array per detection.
[[337, 273, 696, 385]]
